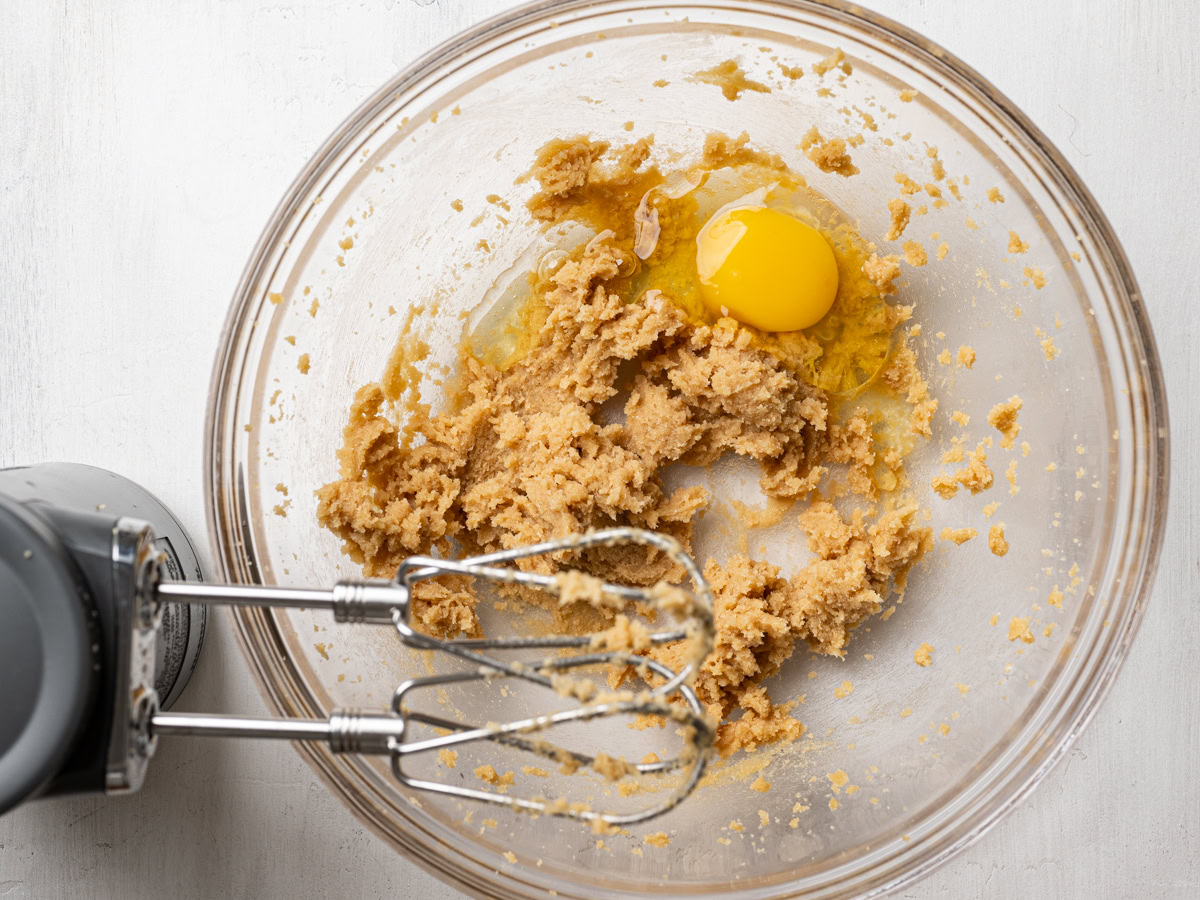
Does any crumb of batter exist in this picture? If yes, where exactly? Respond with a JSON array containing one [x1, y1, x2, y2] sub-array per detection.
[[987, 396, 1023, 448], [750, 775, 771, 793], [931, 440, 993, 499], [939, 527, 977, 545], [1041, 335, 1059, 360], [880, 343, 938, 435], [987, 187, 1005, 203], [1005, 459, 1020, 496], [554, 570, 616, 610], [913, 643, 933, 667], [691, 60, 771, 101], [438, 748, 458, 768], [894, 173, 921, 195], [589, 613, 653, 652], [937, 349, 952, 366], [862, 253, 902, 295], [812, 47, 848, 76], [1008, 616, 1034, 643], [1007, 230, 1029, 254], [522, 135, 657, 223], [937, 242, 949, 261], [409, 577, 481, 639], [592, 753, 635, 781], [779, 62, 804, 80], [1024, 266, 1047, 290], [988, 523, 1009, 556], [712, 695, 802, 759], [899, 88, 918, 102], [951, 410, 969, 426], [930, 475, 958, 500], [1048, 586, 1064, 608], [902, 240, 927, 267], [886, 198, 911, 241], [700, 131, 788, 172], [297, 353, 310, 374], [956, 442, 994, 494], [644, 831, 671, 847], [800, 127, 859, 176], [956, 346, 975, 369], [475, 765, 515, 788], [503, 850, 517, 864]]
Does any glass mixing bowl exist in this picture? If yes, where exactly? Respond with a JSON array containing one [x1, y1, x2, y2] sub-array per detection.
[[204, 2, 1168, 896]]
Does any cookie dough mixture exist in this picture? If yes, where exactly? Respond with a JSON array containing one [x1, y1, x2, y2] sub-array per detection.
[[317, 133, 935, 756]]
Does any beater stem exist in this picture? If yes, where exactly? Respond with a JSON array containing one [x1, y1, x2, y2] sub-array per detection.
[[156, 579, 406, 625], [156, 582, 335, 610], [151, 711, 403, 754], [151, 713, 335, 742]]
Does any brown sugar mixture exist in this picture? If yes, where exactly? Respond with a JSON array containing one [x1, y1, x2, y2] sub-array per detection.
[[317, 133, 936, 756]]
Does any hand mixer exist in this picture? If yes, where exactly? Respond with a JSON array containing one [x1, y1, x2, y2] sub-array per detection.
[[0, 463, 716, 827]]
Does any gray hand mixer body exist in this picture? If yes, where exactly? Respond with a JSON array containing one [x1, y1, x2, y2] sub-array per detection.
[[0, 463, 206, 814]]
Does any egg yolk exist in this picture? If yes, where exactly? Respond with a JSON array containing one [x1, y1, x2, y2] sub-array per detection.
[[695, 206, 839, 332]]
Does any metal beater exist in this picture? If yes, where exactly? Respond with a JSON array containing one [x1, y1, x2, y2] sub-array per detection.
[[146, 528, 715, 827]]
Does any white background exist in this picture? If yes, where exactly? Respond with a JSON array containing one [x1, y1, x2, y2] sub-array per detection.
[[0, 1, 1195, 897]]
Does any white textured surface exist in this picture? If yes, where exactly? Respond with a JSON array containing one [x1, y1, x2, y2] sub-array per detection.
[[0, 1, 1195, 897]]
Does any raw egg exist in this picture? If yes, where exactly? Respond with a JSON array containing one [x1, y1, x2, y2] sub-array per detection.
[[695, 205, 839, 332]]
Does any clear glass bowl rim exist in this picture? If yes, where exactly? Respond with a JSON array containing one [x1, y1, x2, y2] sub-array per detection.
[[203, 1, 1170, 897]]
